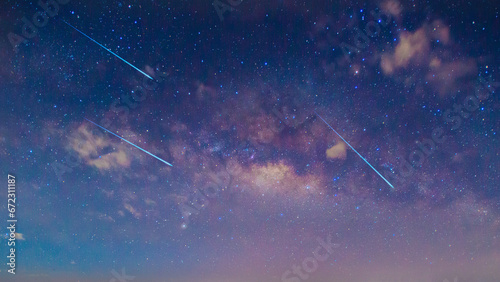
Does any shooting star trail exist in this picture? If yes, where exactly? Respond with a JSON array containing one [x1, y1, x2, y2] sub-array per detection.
[[315, 111, 394, 189], [61, 20, 153, 80], [84, 118, 173, 167]]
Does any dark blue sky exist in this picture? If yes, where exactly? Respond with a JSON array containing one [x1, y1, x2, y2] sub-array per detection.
[[0, 0, 499, 281]]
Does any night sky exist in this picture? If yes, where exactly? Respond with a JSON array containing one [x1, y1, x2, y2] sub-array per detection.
[[0, 0, 499, 281]]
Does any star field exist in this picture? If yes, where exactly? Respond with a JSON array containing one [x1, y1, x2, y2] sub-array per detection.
[[0, 0, 499, 281]]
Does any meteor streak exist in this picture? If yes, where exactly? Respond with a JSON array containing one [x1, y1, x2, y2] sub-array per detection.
[[62, 20, 153, 80], [315, 111, 394, 189], [84, 118, 173, 167]]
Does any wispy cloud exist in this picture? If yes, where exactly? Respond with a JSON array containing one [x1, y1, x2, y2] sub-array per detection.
[[69, 124, 132, 170]]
